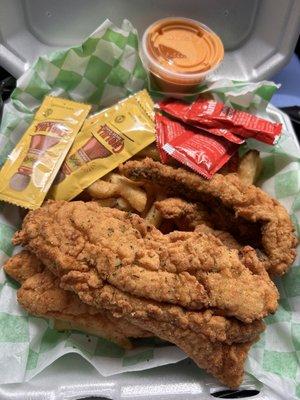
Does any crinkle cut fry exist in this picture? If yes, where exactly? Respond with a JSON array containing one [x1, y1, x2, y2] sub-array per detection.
[[13, 201, 278, 323], [120, 158, 297, 276]]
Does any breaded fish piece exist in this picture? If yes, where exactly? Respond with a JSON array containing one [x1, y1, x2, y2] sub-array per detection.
[[7, 251, 264, 346], [3, 250, 44, 283], [155, 197, 241, 250], [12, 202, 270, 387], [59, 280, 262, 389], [13, 201, 278, 323], [4, 251, 150, 348], [120, 158, 297, 275]]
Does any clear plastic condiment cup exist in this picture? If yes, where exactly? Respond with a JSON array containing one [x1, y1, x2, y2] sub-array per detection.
[[141, 17, 224, 94]]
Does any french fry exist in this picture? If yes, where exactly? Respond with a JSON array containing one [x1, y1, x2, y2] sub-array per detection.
[[120, 185, 147, 212], [87, 173, 147, 212], [238, 150, 262, 185], [110, 174, 147, 212], [86, 173, 147, 212], [94, 198, 118, 208], [87, 179, 119, 199], [115, 197, 134, 212], [145, 202, 162, 227], [141, 184, 157, 217], [144, 192, 166, 227], [109, 173, 143, 187]]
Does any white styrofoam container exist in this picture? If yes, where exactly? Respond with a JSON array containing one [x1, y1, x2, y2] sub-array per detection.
[[0, 354, 282, 400], [0, 105, 298, 400], [0, 2, 300, 399], [0, 0, 300, 80]]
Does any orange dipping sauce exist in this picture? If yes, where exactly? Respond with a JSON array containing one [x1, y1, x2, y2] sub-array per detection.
[[141, 18, 224, 93]]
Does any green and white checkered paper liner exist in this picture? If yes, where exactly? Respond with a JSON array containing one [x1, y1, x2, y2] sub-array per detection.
[[0, 18, 299, 399]]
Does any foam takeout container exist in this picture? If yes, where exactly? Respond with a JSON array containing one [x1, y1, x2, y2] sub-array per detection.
[[0, 0, 299, 81], [0, 104, 299, 400], [0, 1, 300, 399]]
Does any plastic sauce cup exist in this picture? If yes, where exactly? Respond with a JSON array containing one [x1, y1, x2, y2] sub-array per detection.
[[141, 17, 224, 94]]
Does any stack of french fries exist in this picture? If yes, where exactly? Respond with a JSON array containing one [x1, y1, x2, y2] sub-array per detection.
[[85, 143, 262, 228]]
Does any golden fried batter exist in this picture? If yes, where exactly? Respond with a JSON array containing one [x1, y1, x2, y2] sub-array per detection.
[[4, 251, 150, 348], [14, 201, 278, 323], [12, 200, 273, 387], [3, 250, 44, 283], [155, 197, 241, 250], [121, 158, 297, 275]]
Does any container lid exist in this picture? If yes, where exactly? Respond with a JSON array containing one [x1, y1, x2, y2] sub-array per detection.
[[144, 18, 224, 77], [0, 0, 299, 80]]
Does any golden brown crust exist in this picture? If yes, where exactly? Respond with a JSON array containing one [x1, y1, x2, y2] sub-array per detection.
[[3, 250, 44, 283], [121, 158, 297, 275], [4, 250, 151, 348], [155, 197, 241, 249], [18, 269, 151, 348], [155, 197, 211, 227], [8, 249, 265, 387], [14, 200, 278, 323], [12, 200, 276, 387], [61, 281, 262, 389]]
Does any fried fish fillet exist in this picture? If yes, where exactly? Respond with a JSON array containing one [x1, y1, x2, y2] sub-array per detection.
[[3, 250, 44, 282], [155, 198, 241, 250], [120, 158, 297, 276], [59, 277, 261, 388], [14, 201, 278, 323], [12, 201, 269, 387], [77, 283, 258, 389], [155, 197, 212, 229], [4, 251, 150, 348], [7, 251, 264, 345], [154, 199, 269, 258], [18, 270, 150, 348]]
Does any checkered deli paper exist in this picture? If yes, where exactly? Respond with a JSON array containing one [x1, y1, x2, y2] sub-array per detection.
[[0, 18, 299, 399]]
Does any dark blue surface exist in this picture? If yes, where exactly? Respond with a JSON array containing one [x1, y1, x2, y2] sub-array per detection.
[[271, 55, 300, 107]]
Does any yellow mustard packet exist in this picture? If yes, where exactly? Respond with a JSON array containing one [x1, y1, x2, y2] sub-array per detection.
[[49, 90, 155, 201], [134, 90, 155, 121], [0, 96, 91, 209]]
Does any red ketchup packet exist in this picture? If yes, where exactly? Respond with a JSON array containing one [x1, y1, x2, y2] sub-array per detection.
[[158, 99, 244, 145], [186, 98, 282, 145], [155, 113, 171, 163], [155, 113, 188, 163], [156, 113, 239, 178]]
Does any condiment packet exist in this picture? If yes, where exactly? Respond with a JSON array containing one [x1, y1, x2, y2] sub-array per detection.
[[0, 96, 91, 209], [135, 90, 156, 120], [159, 114, 239, 178], [186, 98, 282, 144], [158, 99, 244, 144], [49, 90, 155, 200], [155, 113, 181, 163]]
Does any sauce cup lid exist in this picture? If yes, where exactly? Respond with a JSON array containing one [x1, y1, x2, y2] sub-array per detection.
[[141, 17, 224, 83]]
